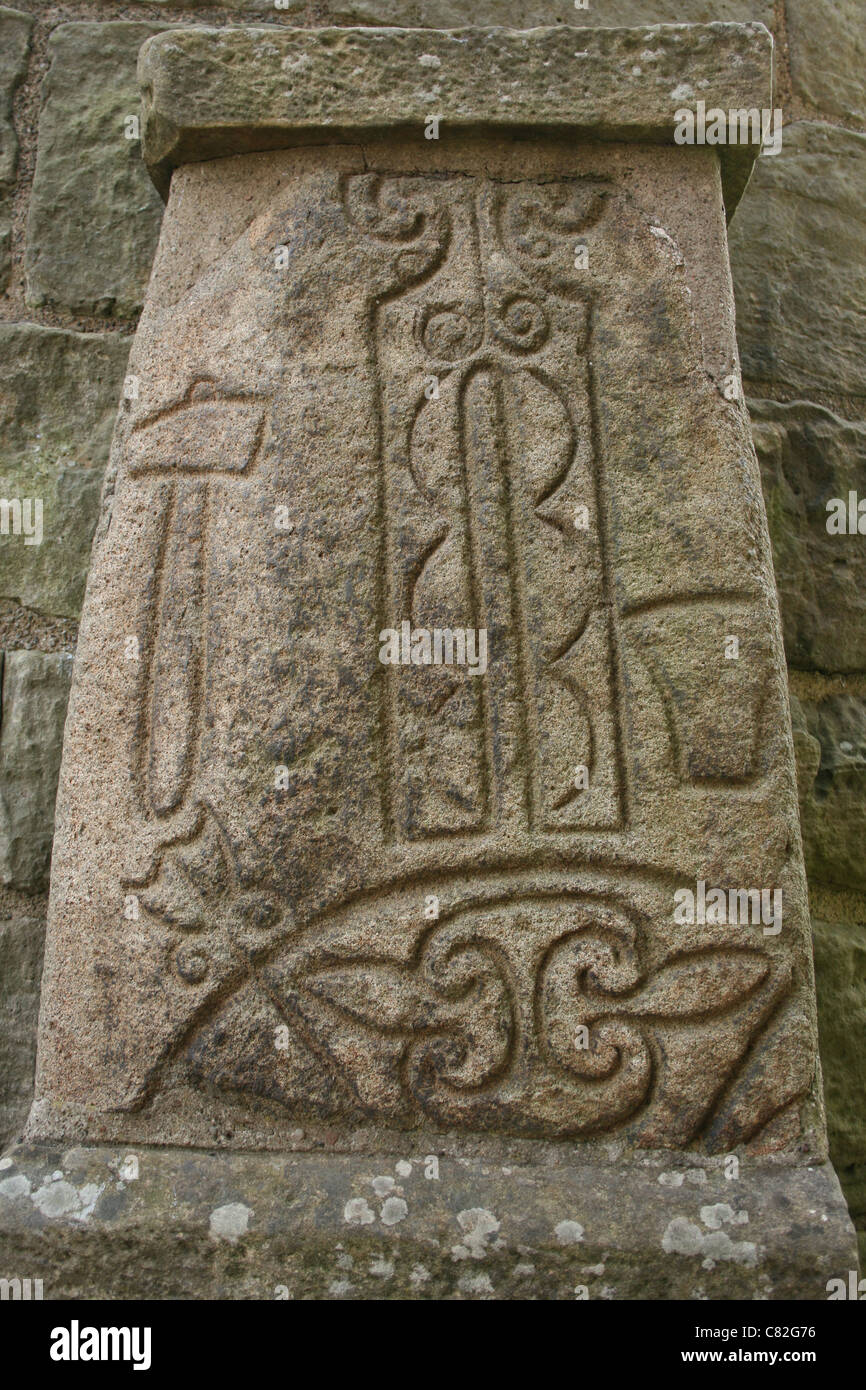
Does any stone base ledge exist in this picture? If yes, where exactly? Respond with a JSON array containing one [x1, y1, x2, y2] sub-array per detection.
[[0, 1145, 857, 1300]]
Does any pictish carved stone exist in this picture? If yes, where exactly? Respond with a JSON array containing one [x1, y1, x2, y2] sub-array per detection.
[[14, 24, 857, 1298]]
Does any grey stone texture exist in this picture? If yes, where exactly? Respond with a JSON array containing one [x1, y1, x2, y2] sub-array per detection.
[[0, 7, 32, 292], [750, 401, 866, 673], [0, 651, 73, 891], [0, 324, 132, 619], [787, 0, 866, 127], [0, 904, 46, 1147], [0, 1145, 856, 1299], [0, 8, 30, 192], [25, 22, 168, 318], [730, 123, 866, 404], [812, 904, 866, 1269], [838, 1164, 866, 1269], [790, 680, 866, 1271], [791, 693, 866, 898], [813, 915, 866, 1171]]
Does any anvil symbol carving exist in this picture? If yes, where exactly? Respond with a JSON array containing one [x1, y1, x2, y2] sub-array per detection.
[[126, 378, 266, 822]]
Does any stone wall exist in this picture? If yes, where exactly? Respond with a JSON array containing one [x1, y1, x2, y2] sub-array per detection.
[[0, 0, 863, 1254]]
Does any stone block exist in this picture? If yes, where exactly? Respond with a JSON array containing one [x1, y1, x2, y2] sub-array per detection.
[[140, 23, 771, 211], [813, 916, 866, 1170], [0, 905, 45, 1147], [323, 0, 776, 25], [0, 1146, 855, 1299], [750, 400, 866, 673], [0, 324, 132, 620], [26, 0, 776, 20], [787, 0, 866, 127], [25, 22, 167, 317], [730, 123, 866, 402], [0, 651, 73, 891], [0, 8, 33, 292], [791, 693, 866, 897]]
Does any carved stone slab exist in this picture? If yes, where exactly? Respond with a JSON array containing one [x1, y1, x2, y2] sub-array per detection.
[[29, 27, 825, 1163]]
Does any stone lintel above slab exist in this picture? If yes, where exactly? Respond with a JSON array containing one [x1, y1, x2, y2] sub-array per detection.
[[139, 23, 773, 215]]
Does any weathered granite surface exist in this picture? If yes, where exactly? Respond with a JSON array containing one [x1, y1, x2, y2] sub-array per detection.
[[30, 26, 821, 1161], [25, 22, 168, 317], [0, 324, 132, 620], [0, 1145, 855, 1299], [0, 651, 73, 891]]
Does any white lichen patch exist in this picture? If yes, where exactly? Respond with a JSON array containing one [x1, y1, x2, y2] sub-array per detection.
[[451, 1207, 501, 1260], [458, 1272, 495, 1297], [118, 1154, 139, 1183], [662, 1215, 758, 1270], [0, 1173, 31, 1200], [209, 1202, 252, 1242], [670, 83, 695, 102], [554, 1219, 585, 1246], [700, 1203, 749, 1230], [369, 1256, 394, 1279], [380, 1196, 408, 1226], [395, 1160, 413, 1178], [30, 1176, 103, 1222], [0, 1157, 14, 1170], [418, 53, 441, 68], [371, 1175, 396, 1197], [410, 1264, 430, 1288], [660, 1168, 709, 1188], [281, 52, 312, 72], [343, 1197, 375, 1226]]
